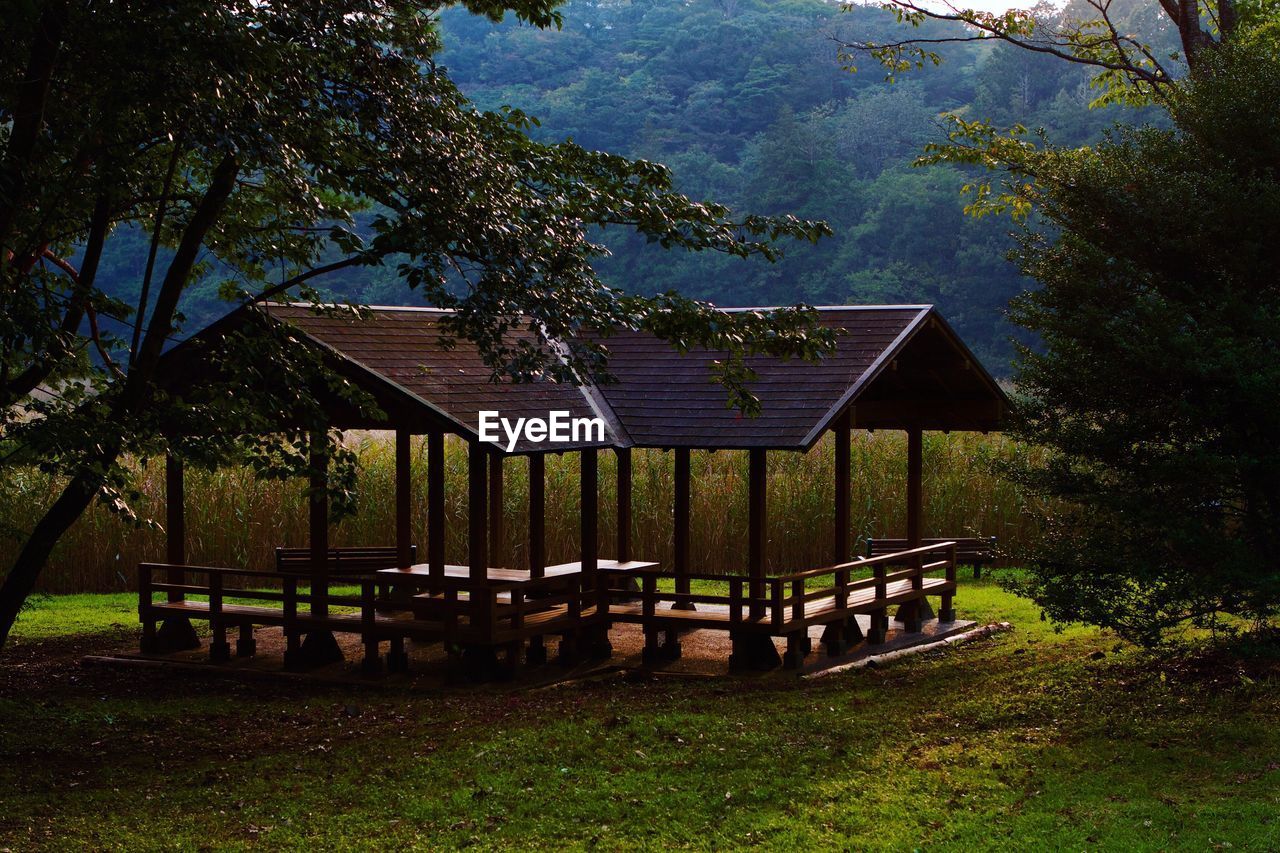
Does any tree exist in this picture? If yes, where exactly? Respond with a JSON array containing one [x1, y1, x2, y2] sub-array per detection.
[[997, 40, 1280, 644], [840, 0, 1254, 106], [0, 0, 833, 650]]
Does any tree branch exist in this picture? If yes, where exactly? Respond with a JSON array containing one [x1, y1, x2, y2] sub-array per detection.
[[0, 196, 111, 408], [130, 139, 184, 368], [844, 0, 1170, 85], [126, 154, 240, 402], [0, 5, 64, 249]]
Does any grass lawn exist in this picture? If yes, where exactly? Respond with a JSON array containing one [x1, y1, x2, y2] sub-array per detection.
[[2, 577, 1279, 850]]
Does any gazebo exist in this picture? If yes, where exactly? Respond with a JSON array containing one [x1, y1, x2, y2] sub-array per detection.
[[140, 303, 1007, 676]]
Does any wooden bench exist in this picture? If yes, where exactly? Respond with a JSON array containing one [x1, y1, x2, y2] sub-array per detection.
[[603, 542, 958, 670], [141, 562, 449, 672], [867, 536, 995, 578], [275, 545, 416, 575]]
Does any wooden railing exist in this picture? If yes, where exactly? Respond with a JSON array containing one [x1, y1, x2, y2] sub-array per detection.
[[603, 541, 957, 637], [139, 561, 586, 662]]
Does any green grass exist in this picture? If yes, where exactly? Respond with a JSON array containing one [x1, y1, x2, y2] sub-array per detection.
[[10, 591, 140, 641], [3, 577, 1278, 850]]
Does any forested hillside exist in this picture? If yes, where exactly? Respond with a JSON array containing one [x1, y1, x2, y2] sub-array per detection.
[[436, 0, 1167, 370], [96, 0, 1166, 373]]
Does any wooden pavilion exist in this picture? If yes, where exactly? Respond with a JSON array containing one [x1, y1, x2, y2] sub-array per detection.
[[140, 303, 1007, 676]]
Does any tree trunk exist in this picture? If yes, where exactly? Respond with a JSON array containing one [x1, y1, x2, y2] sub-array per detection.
[[0, 465, 103, 651]]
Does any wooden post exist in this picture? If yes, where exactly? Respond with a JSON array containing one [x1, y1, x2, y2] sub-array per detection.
[[673, 447, 691, 604], [907, 426, 923, 548], [579, 447, 609, 658], [489, 451, 504, 567], [734, 447, 780, 670], [825, 413, 859, 653], [898, 425, 926, 632], [301, 429, 343, 666], [580, 448, 598, 581], [529, 454, 545, 578], [395, 429, 412, 568], [616, 447, 632, 563], [165, 454, 185, 571], [428, 430, 445, 581], [748, 447, 767, 619], [309, 431, 330, 618], [468, 440, 488, 580], [155, 453, 199, 651], [527, 452, 547, 665], [834, 413, 851, 563]]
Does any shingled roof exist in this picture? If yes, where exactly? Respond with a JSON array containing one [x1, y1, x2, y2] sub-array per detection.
[[163, 303, 1006, 453]]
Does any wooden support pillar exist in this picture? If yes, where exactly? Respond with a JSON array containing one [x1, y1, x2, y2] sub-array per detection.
[[895, 425, 928, 631], [395, 429, 412, 568], [733, 447, 780, 671], [821, 413, 858, 657], [489, 452, 504, 567], [165, 454, 185, 570], [747, 448, 768, 618], [428, 430, 445, 581], [673, 447, 691, 606], [616, 447, 632, 563], [309, 432, 330, 618], [580, 448, 598, 580], [299, 430, 342, 666], [155, 453, 199, 652], [907, 426, 923, 548], [579, 447, 609, 658], [834, 413, 851, 563], [468, 441, 488, 580], [527, 452, 548, 665], [529, 454, 545, 578]]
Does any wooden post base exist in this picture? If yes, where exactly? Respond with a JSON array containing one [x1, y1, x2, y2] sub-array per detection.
[[642, 628, 682, 665], [361, 652, 384, 677], [208, 640, 232, 663], [579, 625, 613, 660], [783, 632, 807, 669], [153, 617, 201, 653], [460, 645, 502, 682], [386, 637, 410, 673], [729, 633, 781, 671], [894, 597, 934, 624], [294, 629, 344, 668], [235, 632, 257, 658], [867, 612, 888, 644], [526, 637, 548, 666]]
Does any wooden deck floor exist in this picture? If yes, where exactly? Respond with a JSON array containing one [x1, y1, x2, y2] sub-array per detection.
[[90, 613, 977, 686]]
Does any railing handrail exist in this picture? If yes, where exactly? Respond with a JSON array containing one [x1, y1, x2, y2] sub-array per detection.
[[775, 541, 958, 583]]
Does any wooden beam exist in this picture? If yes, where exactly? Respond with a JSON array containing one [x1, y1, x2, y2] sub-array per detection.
[[615, 447, 632, 562], [468, 440, 487, 580], [833, 412, 851, 563], [907, 426, 923, 548], [580, 448, 598, 582], [308, 431, 330, 618], [674, 447, 691, 598], [850, 398, 1002, 432], [488, 451, 504, 567], [748, 447, 767, 619], [529, 453, 545, 578], [427, 430, 446, 580], [395, 429, 412, 569], [165, 454, 185, 567]]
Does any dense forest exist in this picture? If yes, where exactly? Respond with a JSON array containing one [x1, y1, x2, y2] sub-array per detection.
[[96, 0, 1167, 372]]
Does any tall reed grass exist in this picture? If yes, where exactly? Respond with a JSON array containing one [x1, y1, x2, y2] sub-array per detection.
[[1, 432, 1050, 593]]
